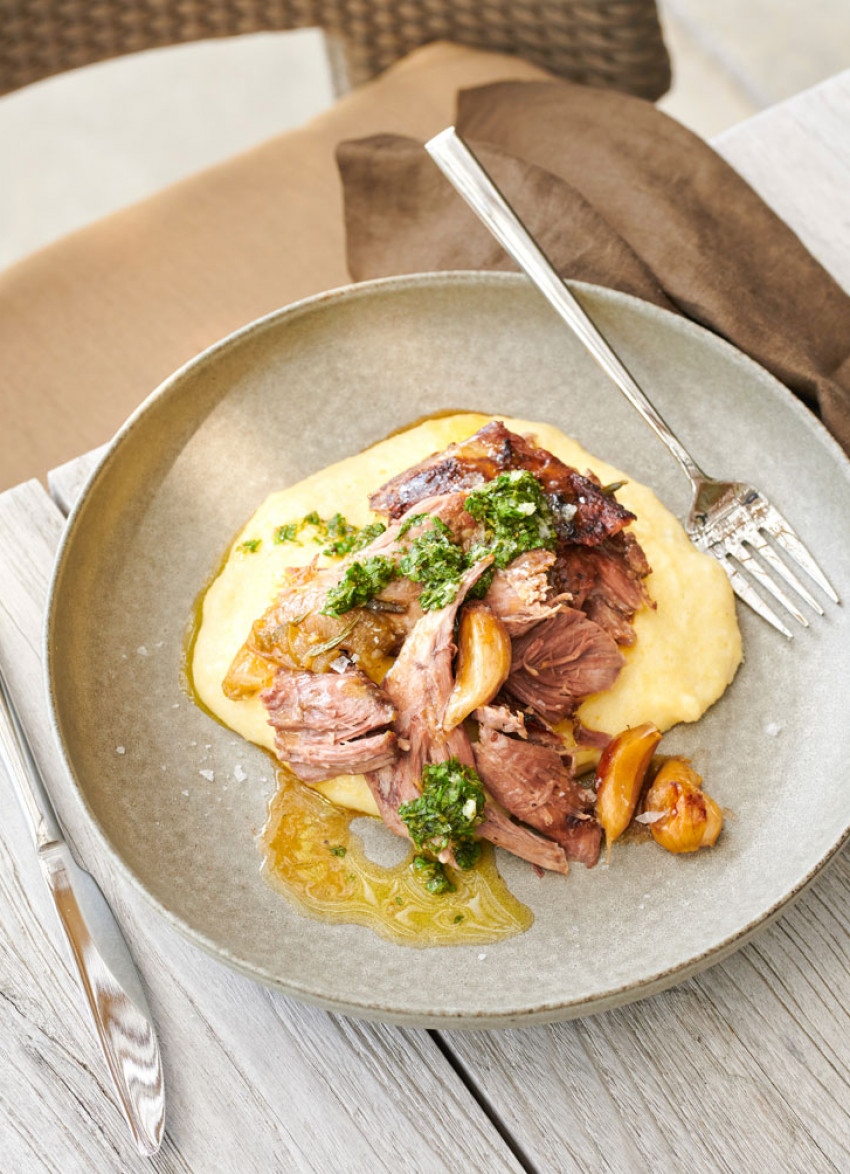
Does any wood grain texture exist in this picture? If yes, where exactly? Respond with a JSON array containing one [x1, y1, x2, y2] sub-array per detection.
[[47, 444, 108, 516], [0, 480, 523, 1174], [4, 69, 850, 1174], [715, 70, 850, 294]]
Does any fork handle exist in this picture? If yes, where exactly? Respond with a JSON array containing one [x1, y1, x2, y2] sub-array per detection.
[[425, 128, 707, 487]]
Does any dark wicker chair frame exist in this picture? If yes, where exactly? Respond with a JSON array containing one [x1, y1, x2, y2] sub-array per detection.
[[1, 0, 670, 100]]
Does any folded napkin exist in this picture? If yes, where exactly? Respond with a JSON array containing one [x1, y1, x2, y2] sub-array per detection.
[[338, 80, 850, 456]]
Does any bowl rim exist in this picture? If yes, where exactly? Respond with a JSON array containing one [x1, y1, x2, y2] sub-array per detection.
[[43, 268, 850, 1027]]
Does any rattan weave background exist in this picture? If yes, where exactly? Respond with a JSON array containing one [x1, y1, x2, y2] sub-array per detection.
[[1, 0, 670, 99]]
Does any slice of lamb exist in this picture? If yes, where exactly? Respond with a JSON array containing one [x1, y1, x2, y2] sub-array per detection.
[[364, 557, 492, 834], [572, 718, 612, 751], [474, 704, 528, 738], [274, 729, 398, 784], [505, 608, 623, 723], [477, 805, 571, 876], [553, 536, 652, 647], [475, 703, 575, 759], [261, 667, 397, 783], [369, 420, 636, 545], [484, 550, 560, 635], [262, 665, 395, 737], [474, 727, 602, 867]]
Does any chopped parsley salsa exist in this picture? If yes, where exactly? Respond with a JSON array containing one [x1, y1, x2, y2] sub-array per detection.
[[397, 516, 468, 610], [465, 470, 555, 569], [273, 511, 387, 558], [325, 521, 387, 558], [400, 759, 486, 890], [238, 537, 262, 553], [322, 555, 397, 617], [320, 468, 557, 617]]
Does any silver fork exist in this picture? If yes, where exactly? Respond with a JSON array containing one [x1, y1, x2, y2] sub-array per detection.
[[425, 128, 839, 637]]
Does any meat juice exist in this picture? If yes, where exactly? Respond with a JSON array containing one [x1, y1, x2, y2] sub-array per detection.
[[260, 768, 532, 947]]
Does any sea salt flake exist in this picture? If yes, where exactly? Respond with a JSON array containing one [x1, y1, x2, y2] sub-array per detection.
[[181, 790, 190, 797], [477, 953, 487, 961], [199, 769, 215, 782], [635, 810, 664, 825], [115, 745, 126, 756], [765, 722, 782, 737], [136, 645, 148, 657], [234, 764, 247, 783]]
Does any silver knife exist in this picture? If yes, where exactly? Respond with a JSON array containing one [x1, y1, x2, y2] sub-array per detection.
[[0, 661, 165, 1156]]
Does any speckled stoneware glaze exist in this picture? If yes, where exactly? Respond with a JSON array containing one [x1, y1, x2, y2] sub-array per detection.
[[46, 273, 850, 1028]]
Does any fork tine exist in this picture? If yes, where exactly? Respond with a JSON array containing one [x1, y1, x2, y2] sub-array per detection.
[[713, 549, 794, 639], [744, 530, 824, 615], [759, 504, 840, 603], [727, 540, 809, 627]]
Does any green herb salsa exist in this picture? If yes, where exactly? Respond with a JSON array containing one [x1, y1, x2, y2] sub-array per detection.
[[399, 759, 488, 894], [322, 469, 557, 618], [272, 511, 387, 558]]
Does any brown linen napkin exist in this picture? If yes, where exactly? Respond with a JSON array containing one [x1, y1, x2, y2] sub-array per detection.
[[0, 44, 548, 492], [338, 80, 850, 455]]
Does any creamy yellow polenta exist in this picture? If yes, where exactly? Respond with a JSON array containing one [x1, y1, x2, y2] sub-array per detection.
[[191, 414, 742, 815]]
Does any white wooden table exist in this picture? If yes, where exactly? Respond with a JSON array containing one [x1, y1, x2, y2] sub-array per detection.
[[2, 70, 849, 1173]]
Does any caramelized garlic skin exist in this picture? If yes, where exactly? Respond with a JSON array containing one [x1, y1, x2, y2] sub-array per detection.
[[261, 769, 532, 948], [643, 758, 723, 854]]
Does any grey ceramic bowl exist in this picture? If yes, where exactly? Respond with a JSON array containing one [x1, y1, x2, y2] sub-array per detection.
[[46, 272, 850, 1027]]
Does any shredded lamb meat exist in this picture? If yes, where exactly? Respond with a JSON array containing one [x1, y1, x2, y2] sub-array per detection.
[[261, 667, 398, 783], [504, 608, 624, 722], [369, 420, 636, 545], [474, 724, 602, 867], [223, 491, 478, 696], [484, 550, 561, 635], [246, 420, 655, 882], [369, 420, 652, 645], [553, 538, 652, 647]]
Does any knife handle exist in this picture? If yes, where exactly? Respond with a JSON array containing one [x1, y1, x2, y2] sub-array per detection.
[[41, 843, 166, 1156]]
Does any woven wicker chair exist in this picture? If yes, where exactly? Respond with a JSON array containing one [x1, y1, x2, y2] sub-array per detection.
[[1, 0, 670, 100]]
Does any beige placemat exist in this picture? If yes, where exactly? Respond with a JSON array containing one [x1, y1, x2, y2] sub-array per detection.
[[0, 43, 547, 491]]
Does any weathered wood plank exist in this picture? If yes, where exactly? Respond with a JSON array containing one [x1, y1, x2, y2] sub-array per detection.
[[47, 444, 109, 515], [715, 70, 850, 293], [0, 479, 524, 1174], [445, 853, 850, 1172]]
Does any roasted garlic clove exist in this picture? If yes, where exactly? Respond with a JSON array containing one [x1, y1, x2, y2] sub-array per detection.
[[594, 723, 663, 849], [643, 758, 723, 854], [443, 603, 511, 732]]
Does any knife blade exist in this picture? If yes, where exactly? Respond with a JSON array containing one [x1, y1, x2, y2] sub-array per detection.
[[0, 661, 165, 1156]]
